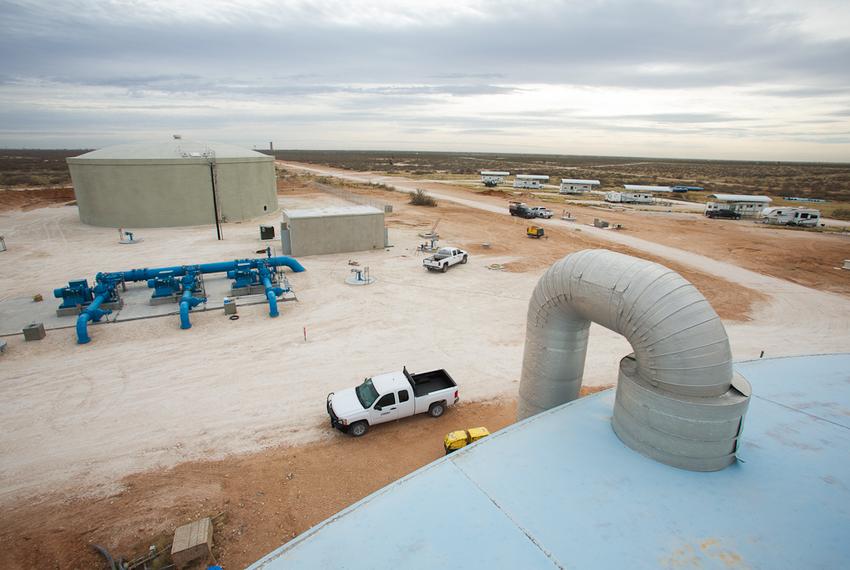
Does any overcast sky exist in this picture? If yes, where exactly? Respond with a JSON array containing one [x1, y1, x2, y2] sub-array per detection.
[[1, 0, 849, 161]]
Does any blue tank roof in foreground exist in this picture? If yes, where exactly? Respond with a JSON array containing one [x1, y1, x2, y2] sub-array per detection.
[[250, 354, 850, 569]]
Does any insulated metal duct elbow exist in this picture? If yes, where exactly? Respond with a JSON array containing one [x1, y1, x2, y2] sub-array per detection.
[[518, 249, 750, 472]]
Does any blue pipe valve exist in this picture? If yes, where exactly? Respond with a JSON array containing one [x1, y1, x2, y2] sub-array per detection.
[[178, 272, 206, 330]]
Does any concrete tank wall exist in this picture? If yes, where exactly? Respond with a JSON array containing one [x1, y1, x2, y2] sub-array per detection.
[[67, 157, 278, 228], [282, 209, 386, 256]]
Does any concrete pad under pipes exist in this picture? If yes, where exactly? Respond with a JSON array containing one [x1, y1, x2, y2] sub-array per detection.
[[0, 273, 296, 337]]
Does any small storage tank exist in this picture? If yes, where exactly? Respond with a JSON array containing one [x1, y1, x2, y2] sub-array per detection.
[[67, 138, 278, 228]]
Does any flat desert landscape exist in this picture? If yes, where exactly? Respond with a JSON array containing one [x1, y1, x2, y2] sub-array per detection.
[[1, 152, 849, 568]]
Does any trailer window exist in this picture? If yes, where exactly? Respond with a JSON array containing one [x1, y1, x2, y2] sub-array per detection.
[[399, 390, 409, 403]]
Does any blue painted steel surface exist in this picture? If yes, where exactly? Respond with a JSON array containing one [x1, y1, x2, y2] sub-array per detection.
[[259, 265, 283, 317], [96, 256, 305, 285], [67, 256, 305, 343], [228, 265, 259, 289], [250, 354, 850, 569], [178, 272, 205, 330], [252, 459, 557, 569], [74, 279, 121, 344], [147, 272, 183, 298], [53, 279, 94, 308]]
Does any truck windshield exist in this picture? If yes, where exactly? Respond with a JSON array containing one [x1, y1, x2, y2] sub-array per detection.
[[355, 378, 379, 408]]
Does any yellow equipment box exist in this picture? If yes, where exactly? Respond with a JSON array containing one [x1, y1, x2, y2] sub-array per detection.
[[444, 427, 490, 454], [526, 226, 545, 239]]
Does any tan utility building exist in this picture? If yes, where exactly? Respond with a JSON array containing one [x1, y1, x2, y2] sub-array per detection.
[[67, 138, 278, 228], [280, 206, 388, 256]]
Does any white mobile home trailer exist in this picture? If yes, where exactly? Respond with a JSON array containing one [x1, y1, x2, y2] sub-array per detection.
[[480, 171, 510, 187], [513, 174, 549, 189], [605, 191, 653, 204], [761, 207, 820, 227], [623, 184, 673, 193], [560, 179, 601, 194], [706, 194, 772, 218]]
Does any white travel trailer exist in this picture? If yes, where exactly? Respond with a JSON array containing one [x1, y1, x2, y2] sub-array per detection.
[[623, 184, 672, 194], [480, 171, 510, 187], [706, 194, 772, 218], [513, 174, 549, 189], [560, 179, 600, 194], [605, 191, 653, 204], [761, 207, 820, 227]]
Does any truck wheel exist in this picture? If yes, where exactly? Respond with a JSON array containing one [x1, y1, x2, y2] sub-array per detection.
[[350, 421, 368, 437], [428, 402, 446, 418], [441, 264, 448, 273], [461, 255, 468, 264]]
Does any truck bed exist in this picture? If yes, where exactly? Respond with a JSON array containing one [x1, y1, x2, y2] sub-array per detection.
[[405, 368, 456, 397]]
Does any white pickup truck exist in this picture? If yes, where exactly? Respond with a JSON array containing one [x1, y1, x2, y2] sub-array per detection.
[[327, 367, 459, 437], [423, 247, 468, 272], [530, 206, 553, 219]]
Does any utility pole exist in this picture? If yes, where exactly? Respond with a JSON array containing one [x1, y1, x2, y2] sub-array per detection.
[[208, 157, 222, 240]]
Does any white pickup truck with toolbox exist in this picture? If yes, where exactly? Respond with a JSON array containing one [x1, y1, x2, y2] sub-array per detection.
[[422, 247, 468, 272], [530, 206, 553, 219], [327, 367, 459, 436]]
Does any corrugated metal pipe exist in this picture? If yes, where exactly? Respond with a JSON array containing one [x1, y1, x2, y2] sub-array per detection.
[[517, 249, 751, 472]]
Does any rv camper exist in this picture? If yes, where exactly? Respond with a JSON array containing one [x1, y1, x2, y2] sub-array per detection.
[[513, 175, 549, 190], [605, 191, 653, 204], [480, 171, 510, 187], [761, 207, 820, 227], [560, 179, 600, 194]]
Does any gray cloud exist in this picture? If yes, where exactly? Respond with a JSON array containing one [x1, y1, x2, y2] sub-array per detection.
[[589, 113, 751, 124], [3, 1, 849, 90], [755, 86, 850, 98], [0, 0, 849, 159]]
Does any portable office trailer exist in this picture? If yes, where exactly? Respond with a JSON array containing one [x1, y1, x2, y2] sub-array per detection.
[[706, 194, 772, 218], [480, 171, 510, 187], [559, 179, 600, 194], [761, 207, 821, 227], [623, 184, 673, 194], [786, 197, 826, 203], [513, 175, 549, 190], [280, 206, 388, 256], [605, 191, 653, 204]]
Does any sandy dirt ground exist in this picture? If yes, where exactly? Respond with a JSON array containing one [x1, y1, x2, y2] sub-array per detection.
[[1, 171, 849, 569], [0, 399, 521, 569], [0, 186, 75, 212]]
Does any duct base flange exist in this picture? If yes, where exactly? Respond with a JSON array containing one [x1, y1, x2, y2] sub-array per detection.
[[612, 355, 751, 472]]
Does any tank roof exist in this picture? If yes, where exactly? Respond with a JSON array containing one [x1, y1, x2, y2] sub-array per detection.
[[283, 206, 383, 219], [250, 353, 850, 569], [624, 184, 672, 192], [708, 194, 772, 203], [70, 139, 271, 160]]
